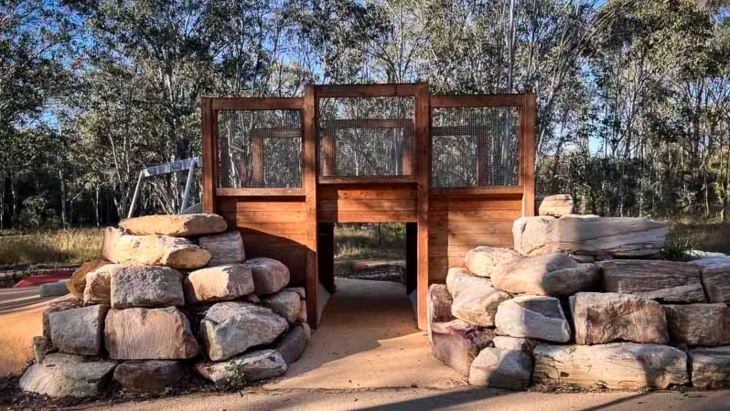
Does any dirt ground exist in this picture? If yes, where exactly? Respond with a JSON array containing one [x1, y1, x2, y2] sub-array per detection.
[[0, 287, 57, 377]]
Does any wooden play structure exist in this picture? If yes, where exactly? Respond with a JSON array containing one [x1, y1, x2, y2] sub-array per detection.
[[201, 83, 536, 330]]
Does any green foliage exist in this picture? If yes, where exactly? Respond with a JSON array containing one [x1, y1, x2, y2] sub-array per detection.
[[221, 362, 248, 391], [660, 236, 695, 262]]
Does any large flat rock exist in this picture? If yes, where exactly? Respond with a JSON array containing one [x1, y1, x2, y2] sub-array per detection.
[[113, 360, 186, 392], [463, 246, 522, 278], [105, 307, 199, 360], [20, 353, 117, 398], [262, 291, 302, 323], [533, 343, 688, 389], [495, 296, 571, 343], [49, 304, 108, 356], [599, 260, 705, 303], [110, 265, 185, 308], [570, 292, 669, 344], [200, 302, 288, 361], [664, 304, 730, 346], [195, 349, 287, 385], [513, 215, 668, 258], [119, 214, 227, 237], [491, 253, 599, 297], [102, 227, 210, 270], [84, 264, 117, 304], [184, 264, 254, 304], [690, 346, 730, 389], [198, 231, 245, 266], [450, 280, 510, 327], [468, 347, 532, 389], [274, 324, 308, 365], [431, 319, 494, 376], [427, 284, 453, 343]]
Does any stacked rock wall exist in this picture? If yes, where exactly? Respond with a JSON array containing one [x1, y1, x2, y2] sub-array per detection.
[[430, 211, 730, 391], [21, 214, 309, 398]]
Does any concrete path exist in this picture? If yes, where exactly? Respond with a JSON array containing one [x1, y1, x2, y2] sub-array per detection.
[[265, 277, 466, 390], [80, 387, 730, 411]]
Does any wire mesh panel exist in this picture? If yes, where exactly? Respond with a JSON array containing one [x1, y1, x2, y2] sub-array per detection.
[[217, 110, 302, 188], [317, 97, 415, 177], [431, 106, 520, 187]]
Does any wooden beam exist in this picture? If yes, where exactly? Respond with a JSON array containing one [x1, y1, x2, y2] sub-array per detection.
[[431, 186, 524, 197], [415, 83, 431, 331], [321, 132, 335, 176], [251, 135, 263, 187], [430, 94, 524, 108], [318, 176, 417, 185], [521, 93, 537, 217], [212, 97, 303, 111], [303, 85, 319, 329], [201, 98, 216, 213], [315, 83, 421, 98], [216, 188, 305, 197]]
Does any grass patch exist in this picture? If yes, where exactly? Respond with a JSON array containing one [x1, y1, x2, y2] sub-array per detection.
[[0, 229, 103, 266], [668, 220, 730, 254], [335, 223, 406, 261]]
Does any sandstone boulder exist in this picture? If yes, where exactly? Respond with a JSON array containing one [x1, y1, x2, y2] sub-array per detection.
[[185, 264, 254, 304], [690, 258, 730, 304], [664, 304, 730, 346], [49, 304, 108, 356], [513, 215, 668, 258], [431, 319, 495, 376], [463, 246, 522, 277], [428, 284, 453, 343], [451, 281, 510, 327], [119, 213, 227, 237], [468, 347, 532, 389], [274, 324, 308, 364], [32, 336, 51, 364], [533, 343, 688, 389], [495, 296, 571, 343], [262, 291, 301, 323], [689, 346, 730, 389], [84, 264, 117, 304], [113, 360, 186, 392], [40, 280, 70, 297], [284, 287, 306, 299], [491, 253, 599, 297], [200, 302, 288, 361], [246, 257, 290, 296], [198, 231, 245, 266], [599, 260, 705, 303], [492, 336, 538, 353], [446, 267, 491, 298], [102, 227, 210, 269], [110, 265, 184, 308], [68, 260, 111, 300], [105, 307, 199, 360], [570, 292, 668, 345], [195, 349, 287, 384], [43, 299, 84, 343], [20, 353, 116, 398], [538, 194, 575, 218]]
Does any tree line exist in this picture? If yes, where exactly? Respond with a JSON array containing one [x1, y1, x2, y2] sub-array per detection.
[[1, 0, 728, 229]]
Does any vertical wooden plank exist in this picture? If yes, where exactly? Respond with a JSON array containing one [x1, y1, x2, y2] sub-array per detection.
[[415, 83, 431, 330], [318, 222, 335, 293], [522, 93, 536, 217], [251, 135, 264, 187], [201, 97, 217, 213], [405, 222, 418, 295], [303, 85, 319, 329], [321, 133, 335, 176]]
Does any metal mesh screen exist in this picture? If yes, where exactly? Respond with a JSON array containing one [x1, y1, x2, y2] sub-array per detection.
[[217, 110, 302, 188], [431, 106, 520, 187], [318, 97, 415, 177]]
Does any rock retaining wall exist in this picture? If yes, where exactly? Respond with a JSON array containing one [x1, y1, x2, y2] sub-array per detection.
[[431, 212, 730, 391], [20, 214, 309, 398]]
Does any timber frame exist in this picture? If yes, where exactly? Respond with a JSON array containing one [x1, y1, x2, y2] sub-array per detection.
[[201, 83, 536, 330]]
